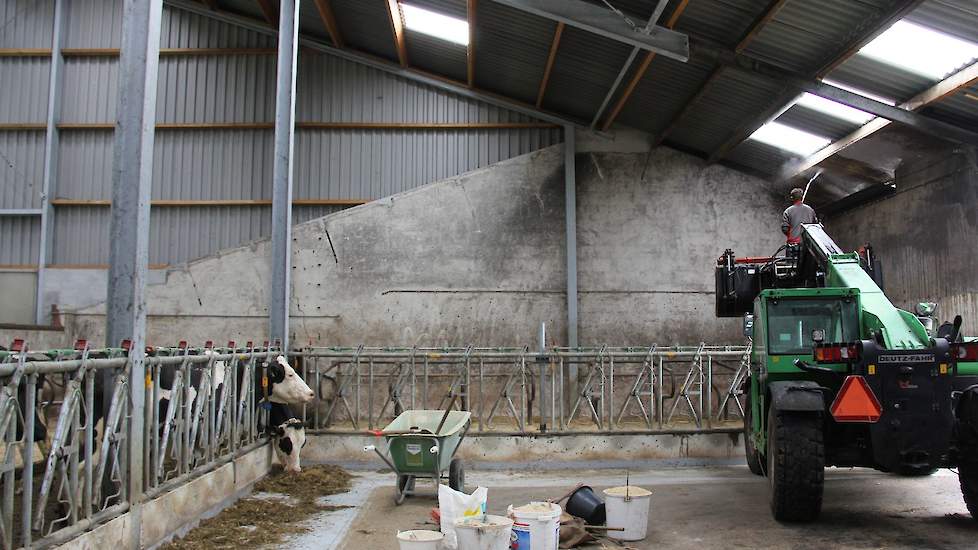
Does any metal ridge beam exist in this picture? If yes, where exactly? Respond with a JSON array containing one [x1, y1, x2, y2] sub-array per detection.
[[164, 0, 585, 128], [598, 0, 690, 131], [489, 0, 688, 62], [589, 0, 670, 129]]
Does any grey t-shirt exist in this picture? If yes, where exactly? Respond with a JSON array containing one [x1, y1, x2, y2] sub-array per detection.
[[781, 202, 818, 242]]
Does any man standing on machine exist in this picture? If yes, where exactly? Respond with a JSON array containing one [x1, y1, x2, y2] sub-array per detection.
[[781, 187, 818, 245]]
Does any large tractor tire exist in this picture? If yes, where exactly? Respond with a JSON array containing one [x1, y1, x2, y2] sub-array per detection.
[[957, 387, 978, 520], [744, 388, 764, 476], [894, 465, 938, 477], [767, 407, 824, 522]]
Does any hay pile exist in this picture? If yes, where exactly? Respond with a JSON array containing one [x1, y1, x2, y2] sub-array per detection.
[[163, 465, 353, 550]]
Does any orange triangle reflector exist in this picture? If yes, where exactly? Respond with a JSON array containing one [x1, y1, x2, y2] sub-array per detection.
[[830, 375, 882, 423]]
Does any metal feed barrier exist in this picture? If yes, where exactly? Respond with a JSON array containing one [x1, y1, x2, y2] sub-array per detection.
[[292, 344, 751, 434], [0, 340, 279, 550], [1, 340, 749, 548]]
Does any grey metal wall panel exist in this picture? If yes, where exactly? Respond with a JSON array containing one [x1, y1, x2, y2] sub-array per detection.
[[0, 0, 55, 48], [0, 130, 46, 209], [160, 5, 277, 48], [0, 215, 40, 264], [52, 206, 108, 263], [156, 54, 276, 122], [153, 129, 273, 200], [0, 58, 50, 122], [293, 204, 349, 224], [64, 0, 123, 48], [148, 206, 270, 264], [61, 58, 119, 122], [40, 2, 560, 267], [57, 130, 114, 200]]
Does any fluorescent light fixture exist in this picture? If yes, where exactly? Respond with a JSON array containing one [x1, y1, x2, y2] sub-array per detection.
[[822, 79, 897, 106], [400, 3, 469, 46], [795, 92, 875, 125], [748, 121, 832, 156], [858, 20, 978, 80]]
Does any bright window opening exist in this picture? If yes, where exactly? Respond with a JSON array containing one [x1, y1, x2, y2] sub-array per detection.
[[857, 20, 978, 80], [795, 93, 875, 125], [400, 3, 469, 46], [748, 121, 832, 156]]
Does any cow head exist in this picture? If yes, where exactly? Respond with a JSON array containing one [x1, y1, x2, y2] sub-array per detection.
[[267, 355, 315, 404], [273, 418, 307, 473]]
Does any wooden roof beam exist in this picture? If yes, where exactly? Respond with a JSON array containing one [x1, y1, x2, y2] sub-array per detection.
[[385, 0, 409, 67], [467, 0, 477, 87], [536, 22, 564, 108], [256, 0, 278, 26], [313, 0, 344, 48]]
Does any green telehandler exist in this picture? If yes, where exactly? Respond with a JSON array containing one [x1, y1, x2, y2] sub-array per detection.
[[716, 223, 978, 522]]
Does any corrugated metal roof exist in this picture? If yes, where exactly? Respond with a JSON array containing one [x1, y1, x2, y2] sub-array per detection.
[[542, 26, 633, 120], [472, 0, 556, 105], [675, 0, 772, 48], [613, 54, 715, 135], [744, 0, 892, 74], [669, 68, 785, 154], [725, 139, 795, 177], [829, 54, 938, 104], [907, 0, 978, 44], [329, 0, 399, 61], [778, 104, 863, 141], [404, 30, 468, 82]]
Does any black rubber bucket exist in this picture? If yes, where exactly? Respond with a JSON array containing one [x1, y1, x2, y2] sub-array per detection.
[[565, 485, 606, 525]]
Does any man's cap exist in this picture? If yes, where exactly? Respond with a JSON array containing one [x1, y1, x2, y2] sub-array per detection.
[[789, 187, 804, 201]]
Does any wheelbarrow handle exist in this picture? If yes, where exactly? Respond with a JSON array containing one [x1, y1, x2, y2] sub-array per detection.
[[364, 444, 397, 472]]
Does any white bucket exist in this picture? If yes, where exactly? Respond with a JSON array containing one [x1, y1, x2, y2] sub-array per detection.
[[454, 514, 514, 550], [603, 486, 652, 541], [506, 502, 561, 550], [396, 529, 444, 550]]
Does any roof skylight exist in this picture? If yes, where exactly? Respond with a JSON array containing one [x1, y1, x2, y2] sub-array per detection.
[[857, 20, 978, 80], [401, 3, 469, 46], [748, 121, 832, 156], [795, 92, 875, 125]]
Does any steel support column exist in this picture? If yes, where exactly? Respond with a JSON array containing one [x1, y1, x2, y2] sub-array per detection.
[[106, 1, 162, 547], [35, 0, 66, 324], [564, 125, 578, 348], [269, 0, 300, 350]]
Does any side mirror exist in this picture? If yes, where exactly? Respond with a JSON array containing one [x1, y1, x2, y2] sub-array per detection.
[[743, 314, 754, 338], [811, 328, 825, 343]]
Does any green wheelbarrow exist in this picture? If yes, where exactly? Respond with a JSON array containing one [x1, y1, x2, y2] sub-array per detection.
[[365, 409, 471, 505]]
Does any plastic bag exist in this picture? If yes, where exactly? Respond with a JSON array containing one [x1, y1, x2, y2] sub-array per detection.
[[438, 484, 488, 549]]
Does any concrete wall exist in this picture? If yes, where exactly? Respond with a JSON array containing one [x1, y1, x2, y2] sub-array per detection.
[[0, 271, 37, 324], [829, 146, 978, 331], [60, 141, 782, 348]]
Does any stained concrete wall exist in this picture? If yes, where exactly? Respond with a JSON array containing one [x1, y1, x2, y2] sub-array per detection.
[[62, 141, 783, 347], [829, 146, 978, 331]]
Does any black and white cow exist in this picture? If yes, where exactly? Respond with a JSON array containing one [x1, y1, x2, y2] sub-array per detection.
[[253, 355, 314, 472], [267, 402, 307, 472]]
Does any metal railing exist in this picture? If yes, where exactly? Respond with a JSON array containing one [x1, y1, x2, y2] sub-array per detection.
[[0, 341, 279, 550], [292, 344, 751, 435]]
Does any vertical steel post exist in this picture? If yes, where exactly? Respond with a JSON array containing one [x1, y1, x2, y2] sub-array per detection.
[[269, 0, 301, 351], [563, 125, 579, 411], [36, 0, 66, 323], [106, 0, 163, 546]]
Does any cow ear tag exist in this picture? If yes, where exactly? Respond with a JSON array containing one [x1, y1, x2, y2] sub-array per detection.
[[262, 375, 268, 389]]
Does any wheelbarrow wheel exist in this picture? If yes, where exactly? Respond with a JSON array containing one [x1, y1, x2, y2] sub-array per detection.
[[449, 458, 465, 492], [395, 475, 415, 505]]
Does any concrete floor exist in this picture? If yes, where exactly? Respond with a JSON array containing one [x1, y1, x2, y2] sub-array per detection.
[[290, 465, 977, 550]]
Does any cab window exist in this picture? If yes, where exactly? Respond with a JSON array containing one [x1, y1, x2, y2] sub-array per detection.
[[766, 298, 859, 355]]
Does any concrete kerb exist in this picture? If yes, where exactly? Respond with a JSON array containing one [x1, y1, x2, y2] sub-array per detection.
[[54, 445, 272, 550]]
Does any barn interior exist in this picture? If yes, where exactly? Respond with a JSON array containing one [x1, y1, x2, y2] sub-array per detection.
[[1, 0, 977, 548]]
